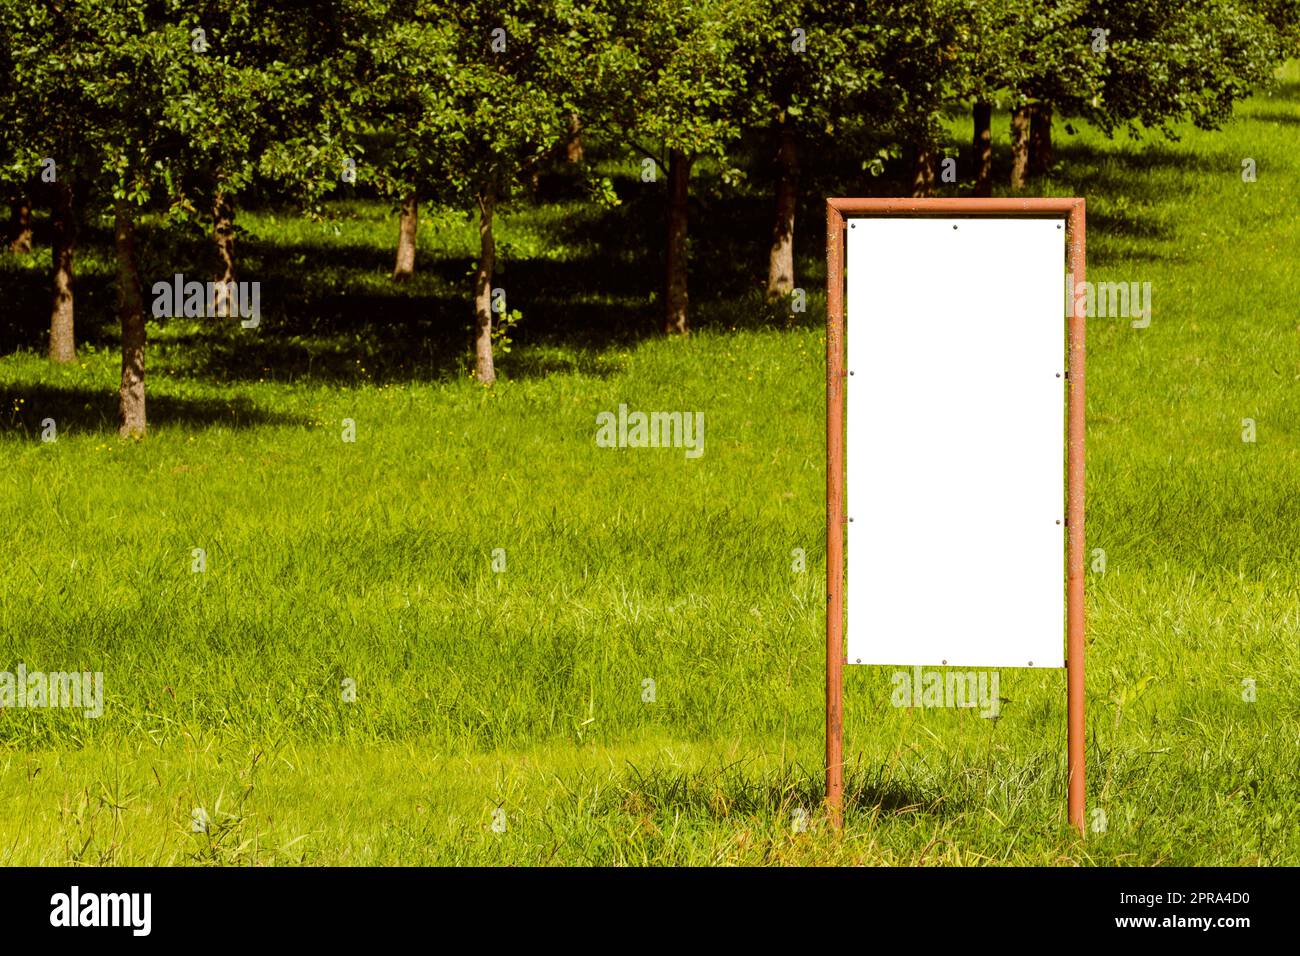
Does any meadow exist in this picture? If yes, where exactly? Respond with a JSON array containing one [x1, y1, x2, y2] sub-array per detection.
[[0, 65, 1297, 866]]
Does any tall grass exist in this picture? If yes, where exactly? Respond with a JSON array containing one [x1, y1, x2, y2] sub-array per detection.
[[0, 65, 1297, 865]]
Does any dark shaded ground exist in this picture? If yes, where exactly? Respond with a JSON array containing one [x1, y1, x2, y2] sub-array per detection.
[[0, 122, 1198, 386], [0, 381, 305, 435], [615, 760, 954, 822]]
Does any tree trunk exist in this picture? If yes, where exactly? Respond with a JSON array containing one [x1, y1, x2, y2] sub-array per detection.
[[664, 149, 692, 335], [565, 112, 584, 164], [8, 193, 33, 253], [212, 189, 237, 315], [910, 143, 936, 197], [1010, 104, 1031, 191], [973, 101, 993, 197], [48, 181, 76, 363], [1029, 102, 1053, 177], [115, 199, 147, 438], [766, 122, 799, 300], [472, 187, 496, 384], [392, 192, 418, 282]]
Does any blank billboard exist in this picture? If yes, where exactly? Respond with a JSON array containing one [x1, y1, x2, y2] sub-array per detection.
[[844, 217, 1066, 668]]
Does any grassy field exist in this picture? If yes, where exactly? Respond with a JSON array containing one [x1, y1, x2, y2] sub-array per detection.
[[0, 64, 1297, 866]]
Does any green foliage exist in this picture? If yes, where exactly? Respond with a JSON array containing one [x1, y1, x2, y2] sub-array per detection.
[[741, 0, 887, 134], [1086, 0, 1294, 135], [603, 0, 760, 165], [367, 0, 616, 207], [951, 0, 1103, 110]]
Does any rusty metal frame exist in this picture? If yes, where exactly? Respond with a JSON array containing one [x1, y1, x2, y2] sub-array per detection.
[[825, 196, 1086, 835]]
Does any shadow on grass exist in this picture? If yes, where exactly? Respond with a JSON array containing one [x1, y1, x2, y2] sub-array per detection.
[[614, 760, 952, 822], [0, 256, 121, 357], [0, 382, 304, 436], [1246, 110, 1300, 125], [146, 288, 644, 385], [0, 123, 1240, 387]]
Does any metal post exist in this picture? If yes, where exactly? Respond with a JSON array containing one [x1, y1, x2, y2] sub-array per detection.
[[825, 201, 846, 830], [1066, 200, 1087, 836]]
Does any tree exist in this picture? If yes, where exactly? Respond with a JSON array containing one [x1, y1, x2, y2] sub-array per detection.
[[988, 0, 1289, 191], [81, 5, 202, 436], [991, 2, 1099, 190], [868, 1, 976, 197], [2, 1, 344, 433], [0, 0, 103, 362], [172, 1, 380, 305], [1083, 0, 1292, 138], [370, 0, 614, 379], [0, 14, 25, 255], [611, 0, 757, 334], [91, 0, 372, 435], [391, 191, 418, 282], [743, 1, 884, 297], [950, 0, 1023, 194]]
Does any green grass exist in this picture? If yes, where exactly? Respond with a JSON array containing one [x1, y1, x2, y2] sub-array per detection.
[[0, 65, 1298, 865]]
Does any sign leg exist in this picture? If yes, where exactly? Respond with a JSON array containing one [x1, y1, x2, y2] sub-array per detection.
[[826, 203, 846, 830], [1066, 201, 1087, 837]]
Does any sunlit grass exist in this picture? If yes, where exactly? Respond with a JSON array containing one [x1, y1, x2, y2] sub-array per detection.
[[0, 65, 1297, 865]]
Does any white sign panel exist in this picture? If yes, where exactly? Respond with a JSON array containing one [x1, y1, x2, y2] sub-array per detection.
[[845, 217, 1065, 668]]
